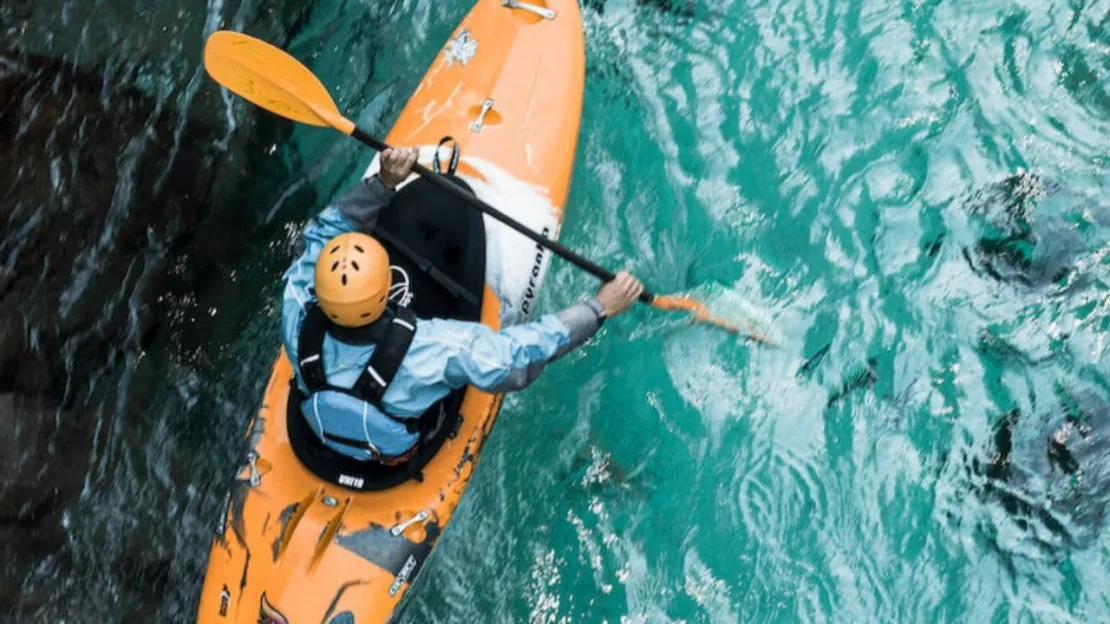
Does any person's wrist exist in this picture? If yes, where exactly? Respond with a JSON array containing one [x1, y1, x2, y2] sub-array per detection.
[[367, 174, 398, 192], [586, 298, 608, 326]]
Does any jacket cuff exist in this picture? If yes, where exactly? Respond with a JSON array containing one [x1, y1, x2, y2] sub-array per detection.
[[363, 175, 395, 202], [335, 175, 395, 232], [584, 298, 606, 326], [553, 302, 602, 358]]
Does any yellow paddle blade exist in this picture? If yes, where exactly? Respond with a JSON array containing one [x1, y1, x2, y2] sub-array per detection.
[[203, 31, 355, 135], [652, 294, 778, 346]]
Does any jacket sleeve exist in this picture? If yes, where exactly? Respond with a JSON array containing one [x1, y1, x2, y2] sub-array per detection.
[[281, 176, 394, 368], [335, 175, 395, 232], [440, 300, 605, 393]]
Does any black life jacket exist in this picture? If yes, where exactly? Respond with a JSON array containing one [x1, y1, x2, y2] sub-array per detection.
[[295, 303, 420, 450]]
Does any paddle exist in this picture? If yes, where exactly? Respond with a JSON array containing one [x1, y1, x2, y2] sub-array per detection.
[[203, 31, 772, 343]]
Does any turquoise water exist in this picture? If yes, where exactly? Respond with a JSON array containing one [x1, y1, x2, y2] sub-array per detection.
[[4, 0, 1110, 621]]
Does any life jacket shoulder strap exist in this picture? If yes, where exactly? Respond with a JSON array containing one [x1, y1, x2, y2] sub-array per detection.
[[297, 305, 331, 393], [296, 304, 418, 407], [351, 306, 417, 405]]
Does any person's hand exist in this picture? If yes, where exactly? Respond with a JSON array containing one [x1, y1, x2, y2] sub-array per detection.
[[379, 147, 419, 189], [594, 271, 644, 319]]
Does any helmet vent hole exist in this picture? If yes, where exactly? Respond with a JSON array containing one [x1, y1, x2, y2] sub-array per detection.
[[351, 261, 360, 271], [331, 261, 339, 271], [341, 274, 348, 286], [330, 313, 338, 319], [360, 312, 371, 318], [354, 245, 365, 253], [330, 245, 340, 255]]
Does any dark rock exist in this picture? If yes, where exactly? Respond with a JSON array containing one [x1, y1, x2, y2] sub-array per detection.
[[0, 393, 85, 605], [962, 172, 1103, 291], [0, 0, 328, 615], [0, 43, 241, 613], [0, 47, 222, 398], [0, 266, 13, 297], [975, 390, 1110, 551]]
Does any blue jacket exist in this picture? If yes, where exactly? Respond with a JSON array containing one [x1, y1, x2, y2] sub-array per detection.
[[282, 176, 603, 459]]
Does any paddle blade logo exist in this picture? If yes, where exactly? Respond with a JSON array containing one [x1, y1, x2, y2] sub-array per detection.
[[444, 29, 477, 66], [258, 593, 289, 624]]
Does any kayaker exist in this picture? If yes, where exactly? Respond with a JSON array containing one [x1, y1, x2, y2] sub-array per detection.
[[282, 147, 644, 463]]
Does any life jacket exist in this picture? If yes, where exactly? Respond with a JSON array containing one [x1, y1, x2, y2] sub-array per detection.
[[295, 303, 420, 460]]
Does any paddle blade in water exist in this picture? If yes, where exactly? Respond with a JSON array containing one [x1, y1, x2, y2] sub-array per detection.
[[652, 284, 778, 346], [203, 31, 355, 134]]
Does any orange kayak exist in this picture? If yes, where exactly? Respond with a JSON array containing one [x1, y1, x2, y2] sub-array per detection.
[[194, 0, 584, 622]]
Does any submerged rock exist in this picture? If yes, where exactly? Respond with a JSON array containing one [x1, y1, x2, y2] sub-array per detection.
[[0, 393, 85, 607], [0, 41, 264, 612], [0, 0, 327, 609], [973, 389, 1110, 551], [0, 47, 222, 398], [961, 172, 1104, 292]]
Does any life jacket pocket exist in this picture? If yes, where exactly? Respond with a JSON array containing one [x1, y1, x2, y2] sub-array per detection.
[[301, 390, 419, 459]]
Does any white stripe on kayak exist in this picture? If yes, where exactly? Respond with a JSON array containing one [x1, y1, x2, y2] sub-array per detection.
[[366, 365, 387, 387], [300, 354, 321, 364], [392, 317, 415, 331]]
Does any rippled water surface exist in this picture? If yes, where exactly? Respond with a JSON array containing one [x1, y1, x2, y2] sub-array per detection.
[[2, 0, 1110, 621]]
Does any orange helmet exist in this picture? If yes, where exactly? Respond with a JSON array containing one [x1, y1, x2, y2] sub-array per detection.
[[314, 232, 391, 327]]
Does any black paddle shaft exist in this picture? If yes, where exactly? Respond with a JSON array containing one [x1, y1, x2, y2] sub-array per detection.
[[351, 127, 655, 304]]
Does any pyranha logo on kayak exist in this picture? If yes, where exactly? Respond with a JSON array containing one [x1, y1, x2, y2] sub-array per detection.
[[444, 29, 477, 67], [259, 592, 289, 624], [520, 226, 551, 318]]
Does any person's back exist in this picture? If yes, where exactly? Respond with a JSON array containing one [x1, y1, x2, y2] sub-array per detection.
[[281, 149, 644, 463]]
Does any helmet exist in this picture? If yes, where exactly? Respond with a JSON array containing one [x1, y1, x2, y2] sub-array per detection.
[[314, 232, 391, 327]]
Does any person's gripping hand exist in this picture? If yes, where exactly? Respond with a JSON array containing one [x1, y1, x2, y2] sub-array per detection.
[[379, 147, 419, 189], [594, 271, 645, 319]]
